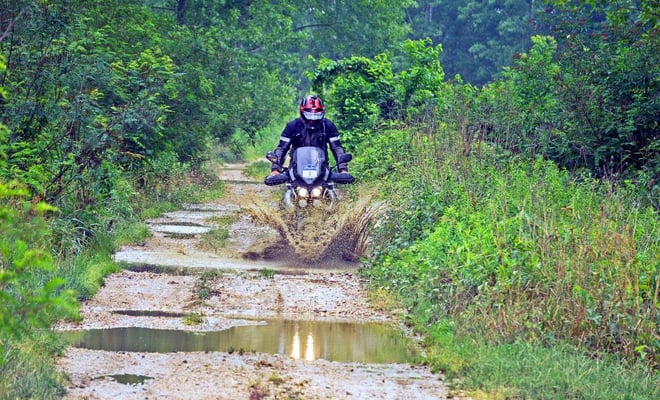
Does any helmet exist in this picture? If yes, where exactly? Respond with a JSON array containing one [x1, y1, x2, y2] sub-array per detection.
[[300, 95, 325, 122]]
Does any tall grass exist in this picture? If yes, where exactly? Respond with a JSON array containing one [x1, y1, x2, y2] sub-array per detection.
[[0, 332, 69, 400], [362, 123, 658, 397], [422, 326, 659, 399]]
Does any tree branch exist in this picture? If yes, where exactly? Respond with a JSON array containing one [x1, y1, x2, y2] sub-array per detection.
[[0, 7, 25, 43], [293, 23, 333, 32]]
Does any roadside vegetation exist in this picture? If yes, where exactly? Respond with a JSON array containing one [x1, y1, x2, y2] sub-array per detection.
[[320, 8, 657, 400], [1, 0, 657, 399]]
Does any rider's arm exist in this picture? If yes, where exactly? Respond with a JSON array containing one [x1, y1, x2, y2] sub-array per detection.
[[325, 120, 348, 172], [272, 120, 296, 172]]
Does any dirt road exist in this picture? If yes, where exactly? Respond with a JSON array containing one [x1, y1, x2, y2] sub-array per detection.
[[55, 164, 455, 399]]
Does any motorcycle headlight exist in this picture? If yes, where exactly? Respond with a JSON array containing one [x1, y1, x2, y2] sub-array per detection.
[[310, 187, 323, 198], [296, 187, 309, 198]]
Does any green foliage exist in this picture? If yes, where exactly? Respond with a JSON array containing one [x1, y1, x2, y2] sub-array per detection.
[[244, 160, 271, 179], [311, 39, 450, 149], [56, 242, 120, 302], [311, 54, 397, 142], [475, 24, 659, 188], [0, 332, 69, 399], [406, 1, 537, 85], [193, 270, 220, 301], [257, 268, 275, 279], [113, 221, 152, 247], [478, 35, 563, 160], [426, 332, 660, 400], [396, 39, 446, 113], [0, 182, 78, 364], [199, 227, 230, 252], [367, 153, 659, 366], [182, 312, 205, 325]]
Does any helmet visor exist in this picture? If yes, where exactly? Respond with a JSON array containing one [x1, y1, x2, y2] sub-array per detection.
[[303, 111, 324, 120]]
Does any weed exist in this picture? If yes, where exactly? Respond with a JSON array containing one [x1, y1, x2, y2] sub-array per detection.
[[244, 161, 272, 179], [258, 268, 275, 279], [194, 271, 220, 300], [0, 333, 69, 399], [198, 227, 230, 252], [113, 221, 152, 247], [182, 312, 205, 325], [268, 373, 285, 385], [365, 143, 659, 397], [206, 214, 239, 226], [367, 287, 401, 312]]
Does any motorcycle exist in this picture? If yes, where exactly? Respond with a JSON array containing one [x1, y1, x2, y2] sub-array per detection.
[[264, 146, 354, 210]]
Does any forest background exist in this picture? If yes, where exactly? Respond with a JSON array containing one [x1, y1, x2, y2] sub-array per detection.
[[1, 1, 658, 398]]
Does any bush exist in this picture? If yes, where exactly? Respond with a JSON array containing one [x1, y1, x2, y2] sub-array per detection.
[[367, 155, 659, 367], [0, 182, 78, 364]]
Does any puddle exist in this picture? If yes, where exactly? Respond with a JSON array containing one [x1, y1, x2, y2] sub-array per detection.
[[62, 320, 417, 364], [149, 223, 212, 235], [96, 374, 154, 386], [181, 204, 241, 212], [112, 310, 188, 317]]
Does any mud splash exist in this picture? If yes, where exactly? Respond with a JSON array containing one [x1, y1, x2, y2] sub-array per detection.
[[246, 188, 385, 262]]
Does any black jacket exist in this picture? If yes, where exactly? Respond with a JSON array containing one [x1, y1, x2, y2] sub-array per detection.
[[271, 118, 348, 172]]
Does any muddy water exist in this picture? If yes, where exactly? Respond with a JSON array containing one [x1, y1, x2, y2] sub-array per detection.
[[61, 319, 416, 364], [246, 187, 384, 263]]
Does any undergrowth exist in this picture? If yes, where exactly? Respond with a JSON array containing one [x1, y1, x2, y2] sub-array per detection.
[[0, 165, 227, 398], [0, 332, 69, 400], [361, 127, 659, 398]]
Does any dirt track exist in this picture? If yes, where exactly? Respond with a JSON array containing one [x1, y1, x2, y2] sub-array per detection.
[[55, 164, 457, 399]]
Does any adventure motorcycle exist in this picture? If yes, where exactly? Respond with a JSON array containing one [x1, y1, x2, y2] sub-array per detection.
[[264, 146, 354, 210]]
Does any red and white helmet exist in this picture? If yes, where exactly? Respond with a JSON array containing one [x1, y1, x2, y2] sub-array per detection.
[[300, 95, 325, 122]]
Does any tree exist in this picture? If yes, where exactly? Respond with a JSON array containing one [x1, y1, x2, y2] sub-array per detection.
[[544, 1, 659, 180], [407, 0, 539, 85], [0, 54, 77, 365]]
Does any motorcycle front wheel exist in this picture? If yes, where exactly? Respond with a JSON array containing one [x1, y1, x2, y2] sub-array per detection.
[[282, 189, 296, 211], [322, 189, 338, 210]]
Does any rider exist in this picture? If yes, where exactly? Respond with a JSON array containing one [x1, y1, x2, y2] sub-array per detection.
[[269, 95, 349, 176]]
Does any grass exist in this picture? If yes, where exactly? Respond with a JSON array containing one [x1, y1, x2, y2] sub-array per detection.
[[257, 268, 276, 279], [0, 332, 69, 399], [363, 130, 659, 398], [244, 160, 272, 179], [198, 214, 239, 252], [198, 227, 230, 252], [194, 270, 220, 300], [268, 372, 285, 385], [113, 220, 151, 247], [182, 312, 205, 325], [421, 326, 659, 400]]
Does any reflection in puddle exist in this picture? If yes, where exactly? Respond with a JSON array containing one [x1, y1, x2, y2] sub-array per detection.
[[96, 374, 154, 386], [62, 320, 416, 363]]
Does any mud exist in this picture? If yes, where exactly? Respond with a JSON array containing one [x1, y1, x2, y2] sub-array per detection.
[[54, 163, 458, 399]]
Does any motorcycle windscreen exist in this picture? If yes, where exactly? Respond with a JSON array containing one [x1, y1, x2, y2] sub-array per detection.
[[294, 146, 326, 184]]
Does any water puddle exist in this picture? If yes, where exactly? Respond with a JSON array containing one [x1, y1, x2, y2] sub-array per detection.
[[148, 223, 212, 236], [62, 320, 417, 364], [181, 204, 240, 212], [111, 310, 188, 317], [95, 374, 154, 386]]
